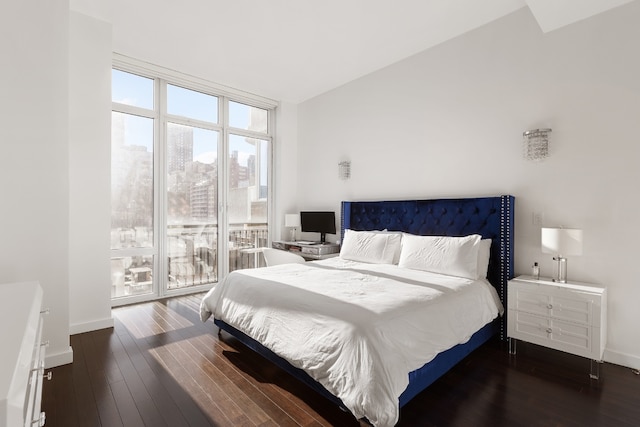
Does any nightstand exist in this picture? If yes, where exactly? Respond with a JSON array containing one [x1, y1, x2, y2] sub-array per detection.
[[507, 275, 607, 379]]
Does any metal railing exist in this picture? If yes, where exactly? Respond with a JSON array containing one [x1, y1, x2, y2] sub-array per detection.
[[111, 223, 268, 297], [167, 223, 268, 290]]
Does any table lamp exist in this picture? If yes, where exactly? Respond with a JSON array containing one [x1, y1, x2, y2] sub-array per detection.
[[541, 227, 583, 283], [285, 214, 300, 242]]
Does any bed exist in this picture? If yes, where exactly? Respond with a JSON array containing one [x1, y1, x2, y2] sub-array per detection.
[[200, 195, 514, 426]]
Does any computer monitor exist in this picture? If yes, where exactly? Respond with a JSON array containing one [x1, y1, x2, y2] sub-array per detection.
[[300, 211, 336, 243]]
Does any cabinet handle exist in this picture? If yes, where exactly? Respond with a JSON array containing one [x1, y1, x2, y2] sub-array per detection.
[[32, 411, 46, 426], [40, 308, 50, 315], [546, 327, 553, 334], [547, 304, 553, 309], [44, 370, 53, 381], [41, 340, 50, 348]]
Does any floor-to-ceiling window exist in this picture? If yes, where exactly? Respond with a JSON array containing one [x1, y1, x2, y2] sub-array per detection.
[[110, 59, 274, 305]]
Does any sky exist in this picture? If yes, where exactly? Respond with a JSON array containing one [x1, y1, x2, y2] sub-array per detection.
[[112, 69, 268, 170]]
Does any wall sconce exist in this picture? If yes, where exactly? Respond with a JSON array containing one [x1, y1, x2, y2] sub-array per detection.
[[541, 227, 583, 283], [523, 128, 551, 161], [338, 161, 351, 180], [284, 214, 300, 242]]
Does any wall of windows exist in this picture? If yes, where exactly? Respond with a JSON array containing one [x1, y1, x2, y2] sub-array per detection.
[[111, 60, 275, 304]]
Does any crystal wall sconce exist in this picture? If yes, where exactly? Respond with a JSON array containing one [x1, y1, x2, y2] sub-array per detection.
[[523, 128, 552, 161], [338, 161, 351, 180]]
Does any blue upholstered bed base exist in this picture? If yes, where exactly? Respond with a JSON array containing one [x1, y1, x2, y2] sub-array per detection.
[[399, 320, 499, 406], [215, 195, 514, 414], [215, 318, 499, 410]]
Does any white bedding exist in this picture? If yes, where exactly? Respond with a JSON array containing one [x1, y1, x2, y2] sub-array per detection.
[[200, 257, 503, 427]]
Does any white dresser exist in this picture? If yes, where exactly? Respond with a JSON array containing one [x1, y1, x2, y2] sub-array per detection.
[[507, 275, 607, 378], [0, 282, 49, 427]]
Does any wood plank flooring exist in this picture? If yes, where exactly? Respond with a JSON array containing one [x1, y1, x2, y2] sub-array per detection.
[[42, 293, 640, 426]]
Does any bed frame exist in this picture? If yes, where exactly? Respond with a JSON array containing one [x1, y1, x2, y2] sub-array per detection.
[[215, 195, 514, 413]]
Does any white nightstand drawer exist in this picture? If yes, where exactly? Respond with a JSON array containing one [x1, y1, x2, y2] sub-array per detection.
[[508, 279, 602, 326], [508, 310, 595, 358], [511, 288, 595, 325], [551, 294, 594, 325], [508, 309, 551, 340], [510, 288, 549, 317]]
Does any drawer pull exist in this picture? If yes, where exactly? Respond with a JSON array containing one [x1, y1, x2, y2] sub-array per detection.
[[40, 308, 50, 315], [546, 327, 553, 334], [44, 370, 53, 381], [547, 304, 553, 309], [41, 340, 50, 348], [32, 411, 46, 426]]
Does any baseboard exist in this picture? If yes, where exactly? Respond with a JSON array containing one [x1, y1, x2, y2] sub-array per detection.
[[604, 348, 640, 370], [70, 316, 115, 335], [46, 346, 73, 369]]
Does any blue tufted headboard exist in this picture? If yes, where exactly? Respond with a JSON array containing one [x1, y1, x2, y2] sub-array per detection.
[[341, 195, 515, 340]]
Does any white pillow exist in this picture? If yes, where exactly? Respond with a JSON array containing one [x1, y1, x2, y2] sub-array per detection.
[[368, 229, 404, 264], [477, 239, 492, 279], [398, 234, 482, 279], [340, 229, 403, 264]]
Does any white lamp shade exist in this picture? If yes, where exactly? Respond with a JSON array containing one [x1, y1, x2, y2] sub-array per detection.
[[285, 214, 300, 228], [541, 228, 583, 256]]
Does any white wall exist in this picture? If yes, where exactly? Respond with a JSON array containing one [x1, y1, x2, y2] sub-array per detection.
[[68, 11, 114, 334], [296, 5, 640, 369], [0, 0, 73, 367], [274, 102, 301, 241]]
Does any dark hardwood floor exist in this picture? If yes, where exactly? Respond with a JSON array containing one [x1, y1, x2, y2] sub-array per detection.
[[43, 293, 640, 426]]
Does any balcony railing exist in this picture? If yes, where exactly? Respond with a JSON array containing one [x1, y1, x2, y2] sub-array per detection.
[[111, 223, 268, 298], [167, 223, 268, 290]]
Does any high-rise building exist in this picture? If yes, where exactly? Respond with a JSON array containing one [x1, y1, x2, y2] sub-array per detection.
[[190, 179, 217, 221], [167, 125, 194, 173]]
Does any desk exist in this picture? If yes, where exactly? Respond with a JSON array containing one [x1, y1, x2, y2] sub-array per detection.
[[272, 241, 340, 261]]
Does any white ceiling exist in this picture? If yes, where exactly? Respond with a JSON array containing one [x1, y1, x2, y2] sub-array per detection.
[[70, 0, 635, 103]]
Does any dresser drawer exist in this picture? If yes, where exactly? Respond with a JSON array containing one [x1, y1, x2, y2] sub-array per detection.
[[508, 310, 599, 359], [508, 280, 602, 326]]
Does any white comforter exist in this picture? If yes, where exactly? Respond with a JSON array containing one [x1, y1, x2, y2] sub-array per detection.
[[200, 257, 503, 427]]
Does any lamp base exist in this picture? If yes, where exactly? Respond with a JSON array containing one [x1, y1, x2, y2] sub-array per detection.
[[552, 256, 567, 283], [289, 228, 296, 242]]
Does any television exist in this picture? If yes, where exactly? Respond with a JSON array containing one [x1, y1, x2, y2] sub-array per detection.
[[300, 211, 336, 243]]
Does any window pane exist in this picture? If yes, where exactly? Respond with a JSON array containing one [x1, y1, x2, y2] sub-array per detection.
[[111, 112, 154, 249], [111, 256, 154, 298], [167, 84, 218, 123], [167, 123, 219, 290], [229, 101, 267, 133], [112, 69, 154, 109], [228, 134, 269, 273]]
